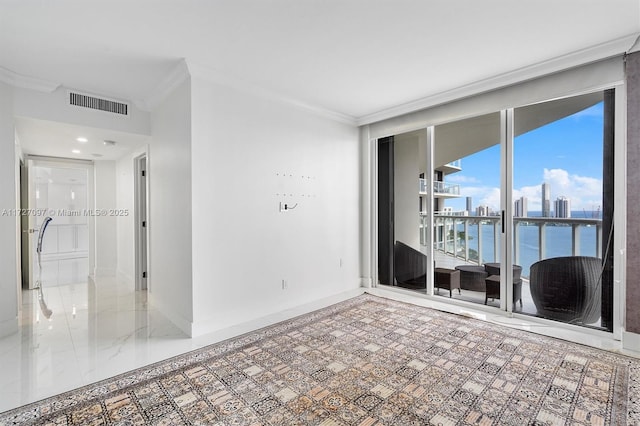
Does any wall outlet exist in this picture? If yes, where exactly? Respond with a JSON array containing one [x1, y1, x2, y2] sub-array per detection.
[[282, 279, 287, 289]]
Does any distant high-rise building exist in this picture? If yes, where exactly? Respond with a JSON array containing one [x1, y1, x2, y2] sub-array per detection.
[[514, 196, 528, 217], [476, 205, 490, 216], [466, 197, 472, 214], [542, 182, 551, 217], [555, 196, 571, 218]]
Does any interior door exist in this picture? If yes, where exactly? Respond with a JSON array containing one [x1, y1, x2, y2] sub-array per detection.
[[21, 159, 56, 290], [20, 159, 41, 289], [21, 158, 92, 289]]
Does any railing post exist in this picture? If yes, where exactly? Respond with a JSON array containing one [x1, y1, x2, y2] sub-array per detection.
[[572, 223, 581, 256], [596, 222, 602, 258], [445, 218, 451, 254], [513, 221, 520, 265], [464, 219, 469, 261], [453, 219, 458, 258], [539, 222, 546, 261], [493, 220, 500, 262], [477, 220, 483, 264]]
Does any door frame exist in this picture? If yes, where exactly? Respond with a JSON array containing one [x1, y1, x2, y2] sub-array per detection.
[[134, 153, 148, 291], [370, 90, 623, 336]]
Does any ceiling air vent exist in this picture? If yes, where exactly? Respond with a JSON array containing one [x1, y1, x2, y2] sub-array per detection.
[[69, 91, 128, 116]]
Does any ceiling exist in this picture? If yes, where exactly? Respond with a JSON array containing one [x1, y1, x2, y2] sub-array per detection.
[[15, 117, 149, 161], [2, 1, 639, 159]]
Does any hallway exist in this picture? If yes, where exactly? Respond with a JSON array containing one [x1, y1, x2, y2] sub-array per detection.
[[0, 277, 187, 412]]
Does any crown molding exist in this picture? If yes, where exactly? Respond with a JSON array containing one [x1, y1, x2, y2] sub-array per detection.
[[0, 66, 60, 92], [627, 34, 640, 54], [186, 60, 357, 126], [136, 59, 191, 111], [357, 33, 640, 126]]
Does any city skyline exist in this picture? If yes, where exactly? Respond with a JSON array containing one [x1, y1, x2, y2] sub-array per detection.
[[511, 192, 575, 218], [445, 102, 604, 213]]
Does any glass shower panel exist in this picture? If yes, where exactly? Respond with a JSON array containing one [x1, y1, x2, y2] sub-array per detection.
[[32, 165, 89, 287]]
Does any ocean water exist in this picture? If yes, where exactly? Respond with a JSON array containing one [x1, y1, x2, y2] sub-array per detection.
[[461, 223, 598, 278], [450, 212, 602, 278]]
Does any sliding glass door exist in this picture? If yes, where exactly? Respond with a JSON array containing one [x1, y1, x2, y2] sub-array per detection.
[[377, 113, 507, 311], [431, 113, 503, 307], [376, 89, 614, 331], [512, 90, 613, 330]]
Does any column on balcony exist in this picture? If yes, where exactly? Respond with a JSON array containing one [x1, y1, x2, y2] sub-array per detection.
[[571, 223, 581, 256], [538, 222, 546, 261]]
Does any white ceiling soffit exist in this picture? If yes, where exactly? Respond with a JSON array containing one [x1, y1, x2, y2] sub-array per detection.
[[1, 1, 639, 123], [15, 117, 149, 162]]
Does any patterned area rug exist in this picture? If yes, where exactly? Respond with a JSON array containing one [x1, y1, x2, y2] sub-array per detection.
[[2, 293, 639, 425]]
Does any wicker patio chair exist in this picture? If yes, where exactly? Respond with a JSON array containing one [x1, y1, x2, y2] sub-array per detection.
[[394, 241, 427, 289], [529, 256, 602, 324]]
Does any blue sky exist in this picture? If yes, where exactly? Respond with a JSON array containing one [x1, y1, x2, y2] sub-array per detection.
[[446, 102, 604, 213]]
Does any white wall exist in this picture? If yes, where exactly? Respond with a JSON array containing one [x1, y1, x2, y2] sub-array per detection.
[[394, 132, 421, 250], [189, 75, 360, 336], [93, 161, 117, 276], [148, 78, 193, 334], [0, 81, 18, 337]]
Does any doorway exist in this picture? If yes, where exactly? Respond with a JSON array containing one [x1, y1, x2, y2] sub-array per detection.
[[20, 157, 93, 290]]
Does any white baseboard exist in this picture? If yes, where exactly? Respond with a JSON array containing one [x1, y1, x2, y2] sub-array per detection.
[[360, 277, 373, 288], [0, 317, 18, 338], [116, 269, 134, 285], [191, 288, 365, 340], [623, 330, 640, 352], [94, 267, 116, 277], [148, 292, 193, 337]]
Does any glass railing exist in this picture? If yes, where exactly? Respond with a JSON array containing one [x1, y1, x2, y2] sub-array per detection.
[[423, 214, 602, 278], [419, 179, 460, 195]]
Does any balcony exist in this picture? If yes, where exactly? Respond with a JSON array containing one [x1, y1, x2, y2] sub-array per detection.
[[419, 179, 461, 197], [417, 214, 603, 323], [435, 159, 462, 174], [423, 214, 602, 279], [420, 214, 602, 327]]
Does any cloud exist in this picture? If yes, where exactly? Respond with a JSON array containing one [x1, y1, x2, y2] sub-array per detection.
[[459, 186, 500, 211], [514, 185, 542, 210], [457, 168, 602, 212], [541, 168, 602, 210]]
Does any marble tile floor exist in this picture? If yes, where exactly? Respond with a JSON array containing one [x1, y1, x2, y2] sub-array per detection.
[[0, 276, 193, 413], [37, 256, 90, 287]]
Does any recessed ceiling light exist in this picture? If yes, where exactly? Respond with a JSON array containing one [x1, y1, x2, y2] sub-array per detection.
[[72, 149, 81, 154], [76, 137, 88, 143]]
